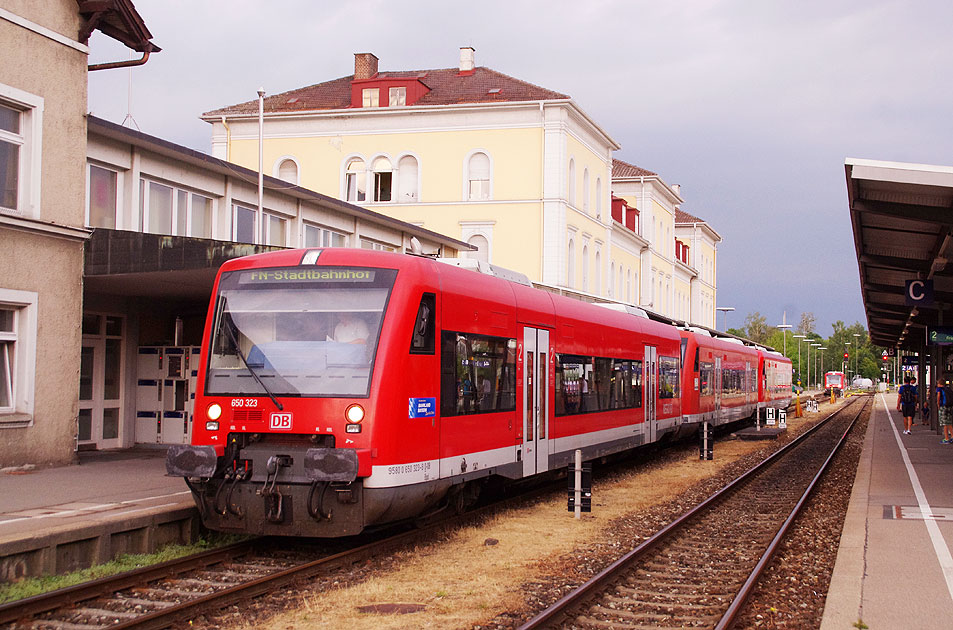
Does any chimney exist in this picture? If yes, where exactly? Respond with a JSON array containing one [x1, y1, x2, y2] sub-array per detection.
[[459, 47, 475, 72], [354, 53, 379, 80], [671, 183, 681, 197]]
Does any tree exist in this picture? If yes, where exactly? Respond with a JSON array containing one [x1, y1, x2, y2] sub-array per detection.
[[797, 312, 816, 335], [744, 312, 769, 344]]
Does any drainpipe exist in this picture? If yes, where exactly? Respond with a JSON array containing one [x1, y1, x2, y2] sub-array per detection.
[[88, 50, 150, 72], [257, 87, 265, 245], [221, 116, 231, 162]]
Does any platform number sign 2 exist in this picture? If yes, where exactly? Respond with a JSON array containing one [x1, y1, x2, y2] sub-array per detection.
[[270, 412, 293, 431]]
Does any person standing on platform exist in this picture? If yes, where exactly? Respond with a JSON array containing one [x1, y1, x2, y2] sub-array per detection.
[[938, 381, 953, 443], [898, 375, 918, 434]]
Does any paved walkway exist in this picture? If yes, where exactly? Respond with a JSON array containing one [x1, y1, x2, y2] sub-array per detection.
[[821, 392, 953, 629]]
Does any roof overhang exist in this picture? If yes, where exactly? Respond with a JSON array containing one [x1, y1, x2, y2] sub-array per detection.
[[846, 158, 953, 349]]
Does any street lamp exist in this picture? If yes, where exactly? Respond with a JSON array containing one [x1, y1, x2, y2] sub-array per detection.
[[853, 333, 862, 382], [819, 347, 828, 382], [716, 307, 735, 332], [811, 343, 822, 389], [777, 323, 792, 357], [793, 334, 806, 386]]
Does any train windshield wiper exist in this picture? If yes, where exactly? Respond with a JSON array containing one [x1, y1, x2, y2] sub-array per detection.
[[221, 306, 284, 411]]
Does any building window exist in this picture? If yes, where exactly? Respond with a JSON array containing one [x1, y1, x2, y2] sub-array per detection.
[[345, 158, 366, 202], [265, 213, 287, 246], [233, 204, 256, 243], [568, 159, 575, 207], [595, 250, 601, 295], [304, 224, 347, 248], [388, 87, 406, 107], [582, 244, 589, 292], [567, 238, 575, 288], [596, 177, 602, 220], [467, 152, 490, 200], [372, 157, 392, 202], [277, 159, 298, 185], [467, 234, 489, 263], [0, 288, 37, 423], [397, 155, 418, 202], [362, 88, 379, 107], [360, 238, 396, 252], [609, 261, 615, 298], [139, 178, 213, 237], [87, 165, 117, 229], [0, 87, 41, 218], [583, 168, 590, 214]]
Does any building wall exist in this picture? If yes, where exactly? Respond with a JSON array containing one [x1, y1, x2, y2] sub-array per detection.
[[0, 1, 88, 466]]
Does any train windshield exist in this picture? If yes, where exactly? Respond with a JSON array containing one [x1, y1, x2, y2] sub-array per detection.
[[205, 266, 397, 398]]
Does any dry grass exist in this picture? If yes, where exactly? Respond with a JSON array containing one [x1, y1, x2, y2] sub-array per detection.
[[244, 407, 830, 630]]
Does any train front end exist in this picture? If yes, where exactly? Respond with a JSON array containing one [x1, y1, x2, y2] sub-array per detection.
[[166, 249, 409, 537]]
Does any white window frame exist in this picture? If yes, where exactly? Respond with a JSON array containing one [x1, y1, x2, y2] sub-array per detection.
[[388, 86, 406, 107], [0, 288, 38, 425], [460, 221, 495, 263], [362, 88, 380, 107], [0, 84, 43, 219], [371, 155, 393, 202], [85, 163, 120, 229], [263, 211, 289, 247], [273, 156, 300, 185], [303, 223, 348, 248], [140, 177, 215, 237], [463, 150, 492, 201], [396, 154, 420, 203], [360, 238, 396, 252], [343, 156, 367, 203]]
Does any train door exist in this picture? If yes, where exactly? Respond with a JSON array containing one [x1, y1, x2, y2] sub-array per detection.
[[521, 327, 550, 477], [714, 357, 723, 416], [644, 345, 657, 443]]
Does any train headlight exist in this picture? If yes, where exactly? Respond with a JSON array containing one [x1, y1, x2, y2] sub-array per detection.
[[345, 404, 365, 423], [206, 421, 220, 431], [207, 403, 223, 421]]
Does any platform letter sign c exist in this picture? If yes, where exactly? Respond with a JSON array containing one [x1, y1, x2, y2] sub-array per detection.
[[905, 279, 934, 306]]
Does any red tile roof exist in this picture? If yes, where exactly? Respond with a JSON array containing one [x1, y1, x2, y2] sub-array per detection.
[[203, 66, 569, 117], [675, 208, 707, 224], [611, 158, 657, 178]]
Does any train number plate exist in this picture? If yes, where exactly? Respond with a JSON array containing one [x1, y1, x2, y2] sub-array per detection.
[[270, 412, 293, 430]]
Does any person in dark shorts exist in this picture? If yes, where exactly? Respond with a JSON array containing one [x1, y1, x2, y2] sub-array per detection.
[[938, 381, 953, 444], [897, 376, 918, 434]]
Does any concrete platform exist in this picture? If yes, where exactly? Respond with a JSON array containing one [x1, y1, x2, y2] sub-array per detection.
[[821, 392, 953, 630], [0, 448, 198, 581]]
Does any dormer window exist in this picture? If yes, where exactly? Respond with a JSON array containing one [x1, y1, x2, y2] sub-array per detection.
[[362, 88, 379, 108], [388, 87, 406, 107]]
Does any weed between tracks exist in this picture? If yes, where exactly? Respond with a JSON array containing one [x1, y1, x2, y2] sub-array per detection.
[[0, 534, 245, 604]]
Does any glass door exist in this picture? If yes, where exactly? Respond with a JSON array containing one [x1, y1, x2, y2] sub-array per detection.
[[521, 327, 550, 477], [644, 345, 657, 443], [78, 314, 123, 450]]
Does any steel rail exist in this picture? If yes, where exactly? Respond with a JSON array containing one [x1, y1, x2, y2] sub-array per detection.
[[0, 539, 260, 624], [715, 395, 868, 629], [517, 395, 865, 630]]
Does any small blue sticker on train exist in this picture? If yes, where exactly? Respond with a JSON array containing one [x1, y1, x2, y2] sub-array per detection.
[[409, 397, 436, 418]]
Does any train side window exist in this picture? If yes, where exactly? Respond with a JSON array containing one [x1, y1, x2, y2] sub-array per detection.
[[700, 362, 714, 396], [440, 330, 516, 416], [410, 293, 436, 354], [658, 356, 680, 399], [693, 347, 699, 372]]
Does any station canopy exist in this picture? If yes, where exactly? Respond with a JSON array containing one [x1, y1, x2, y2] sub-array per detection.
[[846, 158, 953, 349]]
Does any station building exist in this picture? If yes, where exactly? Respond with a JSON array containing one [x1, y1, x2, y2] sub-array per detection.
[[201, 48, 721, 326], [0, 0, 157, 466]]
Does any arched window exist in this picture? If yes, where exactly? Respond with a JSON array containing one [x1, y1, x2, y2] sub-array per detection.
[[568, 159, 576, 207], [627, 269, 632, 303], [345, 158, 366, 202], [583, 168, 590, 213], [467, 234, 489, 263], [594, 249, 601, 295], [567, 238, 575, 288], [467, 152, 490, 200], [618, 265, 623, 302], [596, 177, 602, 220], [609, 261, 615, 297], [398, 155, 418, 202], [277, 159, 298, 185], [372, 157, 393, 202], [582, 244, 589, 292]]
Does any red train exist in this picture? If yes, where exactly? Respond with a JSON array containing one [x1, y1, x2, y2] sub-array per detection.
[[825, 371, 846, 393], [167, 248, 792, 537]]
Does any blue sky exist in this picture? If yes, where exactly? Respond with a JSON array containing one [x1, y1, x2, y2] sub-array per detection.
[[87, 0, 953, 336]]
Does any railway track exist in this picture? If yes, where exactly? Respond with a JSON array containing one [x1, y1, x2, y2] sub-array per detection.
[[519, 395, 869, 630]]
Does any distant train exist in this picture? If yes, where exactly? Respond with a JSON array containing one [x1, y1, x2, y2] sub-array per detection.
[[825, 371, 847, 393], [167, 248, 792, 537]]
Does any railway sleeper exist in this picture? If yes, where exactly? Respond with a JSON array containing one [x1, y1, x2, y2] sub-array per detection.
[[72, 606, 139, 620], [105, 596, 176, 609], [613, 586, 732, 602], [623, 577, 728, 595], [31, 620, 103, 630], [603, 595, 728, 612], [583, 605, 722, 624]]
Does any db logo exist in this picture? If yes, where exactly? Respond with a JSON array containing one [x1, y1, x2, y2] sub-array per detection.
[[269, 412, 293, 430]]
